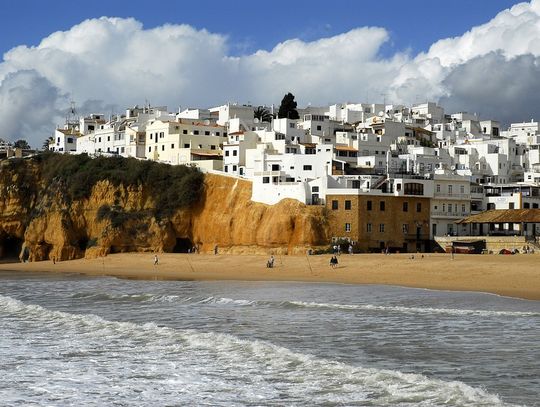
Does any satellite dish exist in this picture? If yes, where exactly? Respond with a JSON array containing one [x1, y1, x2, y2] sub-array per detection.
[[253, 118, 259, 124], [204, 119, 210, 125], [450, 165, 456, 170], [378, 111, 384, 117]]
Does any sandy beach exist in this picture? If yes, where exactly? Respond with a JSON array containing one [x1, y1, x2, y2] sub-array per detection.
[[1, 252, 539, 301]]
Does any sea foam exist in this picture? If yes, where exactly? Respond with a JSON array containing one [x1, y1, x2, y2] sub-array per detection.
[[0, 294, 516, 406]]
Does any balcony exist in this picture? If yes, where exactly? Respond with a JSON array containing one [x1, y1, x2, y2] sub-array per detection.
[[431, 211, 469, 218], [433, 192, 470, 199], [254, 170, 282, 177]]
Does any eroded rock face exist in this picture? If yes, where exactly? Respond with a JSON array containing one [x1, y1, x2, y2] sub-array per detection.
[[0, 161, 329, 261]]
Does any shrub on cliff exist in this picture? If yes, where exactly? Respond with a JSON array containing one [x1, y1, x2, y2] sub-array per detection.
[[38, 152, 205, 216]]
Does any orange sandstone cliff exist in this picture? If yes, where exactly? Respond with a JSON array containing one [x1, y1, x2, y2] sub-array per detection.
[[0, 160, 329, 261]]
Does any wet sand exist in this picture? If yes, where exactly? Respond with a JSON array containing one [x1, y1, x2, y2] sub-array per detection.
[[1, 252, 539, 301]]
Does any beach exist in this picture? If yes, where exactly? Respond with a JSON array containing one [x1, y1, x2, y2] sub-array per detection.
[[1, 252, 539, 301]]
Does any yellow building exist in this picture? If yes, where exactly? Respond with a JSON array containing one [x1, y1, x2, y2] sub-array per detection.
[[326, 194, 431, 252]]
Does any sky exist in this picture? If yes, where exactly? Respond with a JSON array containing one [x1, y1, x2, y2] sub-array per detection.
[[0, 0, 536, 147]]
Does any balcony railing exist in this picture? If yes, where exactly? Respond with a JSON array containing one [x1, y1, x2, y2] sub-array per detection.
[[431, 211, 469, 218], [433, 192, 470, 199]]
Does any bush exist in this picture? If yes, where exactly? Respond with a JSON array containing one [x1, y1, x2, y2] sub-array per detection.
[[37, 153, 205, 218]]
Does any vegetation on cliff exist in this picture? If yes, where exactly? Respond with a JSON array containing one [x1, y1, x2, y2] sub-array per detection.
[[13, 152, 205, 218]]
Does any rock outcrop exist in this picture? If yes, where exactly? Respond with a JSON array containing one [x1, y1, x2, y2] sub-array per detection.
[[0, 159, 329, 261]]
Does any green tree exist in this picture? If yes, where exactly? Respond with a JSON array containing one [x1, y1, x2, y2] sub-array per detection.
[[13, 139, 31, 149], [42, 136, 54, 151], [254, 106, 273, 122], [277, 92, 300, 119]]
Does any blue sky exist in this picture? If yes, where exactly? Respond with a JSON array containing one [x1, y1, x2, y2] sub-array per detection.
[[1, 0, 539, 146], [0, 0, 522, 57]]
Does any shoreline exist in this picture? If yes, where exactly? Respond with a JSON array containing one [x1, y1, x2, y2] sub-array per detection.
[[1, 252, 539, 301]]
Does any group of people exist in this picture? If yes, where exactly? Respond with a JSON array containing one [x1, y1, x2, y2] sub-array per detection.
[[266, 255, 275, 268]]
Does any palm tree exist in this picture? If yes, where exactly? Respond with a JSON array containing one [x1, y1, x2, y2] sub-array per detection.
[[42, 136, 54, 151], [254, 106, 273, 122]]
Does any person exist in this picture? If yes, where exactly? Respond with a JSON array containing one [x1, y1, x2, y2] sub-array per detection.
[[214, 245, 218, 255], [154, 254, 159, 265], [330, 255, 338, 268], [267, 255, 275, 268]]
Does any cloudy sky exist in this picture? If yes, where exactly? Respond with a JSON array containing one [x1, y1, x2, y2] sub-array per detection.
[[0, 0, 537, 147]]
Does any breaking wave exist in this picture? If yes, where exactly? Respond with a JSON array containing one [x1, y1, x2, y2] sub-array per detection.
[[0, 294, 516, 406]]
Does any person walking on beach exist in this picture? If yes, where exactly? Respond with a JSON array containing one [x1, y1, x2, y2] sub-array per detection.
[[214, 245, 218, 255], [154, 254, 159, 266]]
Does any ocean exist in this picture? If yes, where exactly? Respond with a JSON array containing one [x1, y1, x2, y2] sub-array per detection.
[[1, 270, 539, 406]]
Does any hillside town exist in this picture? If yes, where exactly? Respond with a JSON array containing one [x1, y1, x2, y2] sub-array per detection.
[[6, 94, 540, 253]]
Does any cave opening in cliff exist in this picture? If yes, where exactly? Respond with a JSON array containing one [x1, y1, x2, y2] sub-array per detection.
[[173, 238, 193, 253], [0, 235, 23, 261]]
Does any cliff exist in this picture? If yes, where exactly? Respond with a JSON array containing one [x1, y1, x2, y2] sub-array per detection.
[[0, 157, 329, 261]]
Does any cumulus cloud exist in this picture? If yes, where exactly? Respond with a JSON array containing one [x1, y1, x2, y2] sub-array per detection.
[[3, 1, 540, 147], [0, 70, 66, 144]]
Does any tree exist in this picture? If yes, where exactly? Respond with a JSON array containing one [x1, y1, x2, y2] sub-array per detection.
[[277, 92, 300, 119], [13, 139, 31, 149], [254, 106, 273, 122], [42, 136, 54, 151]]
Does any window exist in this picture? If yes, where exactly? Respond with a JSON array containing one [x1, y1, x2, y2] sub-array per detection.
[[233, 150, 238, 156], [416, 203, 422, 212], [107, 136, 110, 141], [148, 146, 151, 152], [403, 202, 408, 212], [404, 183, 424, 196], [184, 143, 190, 148], [98, 137, 101, 143], [312, 186, 319, 192], [194, 130, 199, 135], [210, 145, 216, 150], [303, 165, 312, 171], [263, 177, 270, 184], [225, 150, 229, 156], [271, 164, 280, 171], [402, 224, 409, 234], [233, 165, 237, 171], [380, 201, 385, 211], [367, 200, 372, 211], [345, 200, 351, 210], [171, 144, 174, 149], [205, 131, 210, 135], [462, 204, 466, 212], [316, 125, 322, 131], [183, 130, 188, 134], [448, 185, 453, 194], [379, 224, 385, 233], [161, 145, 165, 151], [345, 223, 351, 232], [436, 184, 441, 193], [332, 200, 339, 210], [460, 185, 465, 194], [509, 202, 515, 209], [160, 132, 164, 138], [367, 223, 372, 232]]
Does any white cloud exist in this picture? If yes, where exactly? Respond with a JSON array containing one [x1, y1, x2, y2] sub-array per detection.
[[3, 1, 540, 147]]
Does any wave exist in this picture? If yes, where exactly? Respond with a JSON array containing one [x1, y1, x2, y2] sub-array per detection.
[[71, 292, 181, 303], [286, 300, 540, 318], [0, 294, 516, 406], [70, 291, 540, 318]]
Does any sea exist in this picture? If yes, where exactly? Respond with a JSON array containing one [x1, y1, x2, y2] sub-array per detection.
[[1, 270, 539, 406]]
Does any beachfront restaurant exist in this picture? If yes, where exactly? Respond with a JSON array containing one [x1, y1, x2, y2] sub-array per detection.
[[455, 209, 540, 237]]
